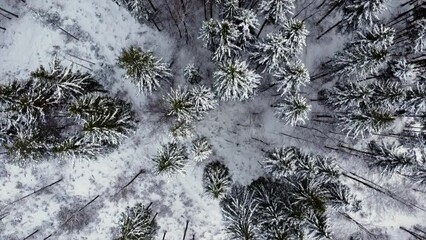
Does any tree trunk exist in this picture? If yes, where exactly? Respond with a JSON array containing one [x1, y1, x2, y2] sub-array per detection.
[[6, 178, 63, 207], [400, 226, 426, 240], [316, 3, 340, 25], [317, 19, 343, 40], [256, 19, 268, 38], [0, 7, 19, 18], [294, 0, 316, 18], [164, 0, 182, 37], [162, 231, 167, 240], [147, 0, 158, 12], [183, 220, 190, 240]]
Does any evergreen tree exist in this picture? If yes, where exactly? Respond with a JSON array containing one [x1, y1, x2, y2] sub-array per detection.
[[332, 42, 389, 79], [339, 0, 388, 33], [273, 59, 310, 96], [371, 80, 405, 108], [220, 184, 258, 240], [305, 212, 332, 240], [212, 20, 241, 62], [410, 18, 426, 54], [320, 82, 372, 111], [390, 58, 418, 82], [354, 24, 395, 49], [31, 58, 104, 100], [221, 0, 240, 20], [263, 146, 300, 179], [81, 101, 135, 145], [325, 182, 358, 212], [214, 59, 261, 101], [337, 107, 395, 137], [118, 46, 171, 94], [118, 203, 158, 240], [258, 0, 295, 24], [68, 94, 116, 121], [183, 64, 202, 84], [188, 85, 218, 118], [4, 127, 48, 163], [191, 136, 213, 162], [115, 0, 153, 24], [404, 84, 426, 114], [291, 178, 328, 214], [169, 121, 193, 140], [51, 136, 102, 160], [164, 87, 195, 121], [152, 142, 188, 176], [233, 9, 259, 48], [410, 166, 426, 186], [367, 140, 417, 176], [280, 19, 309, 55], [200, 19, 220, 52], [273, 93, 311, 126], [203, 161, 232, 198]]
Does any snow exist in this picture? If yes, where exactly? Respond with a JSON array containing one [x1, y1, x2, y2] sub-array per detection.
[[0, 0, 425, 239]]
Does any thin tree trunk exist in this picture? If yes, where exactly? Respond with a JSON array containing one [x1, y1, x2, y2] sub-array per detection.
[[23, 230, 39, 240], [147, 0, 158, 12], [0, 11, 12, 20], [339, 144, 375, 156], [0, 7, 19, 18], [162, 231, 167, 240], [316, 3, 340, 25], [115, 169, 146, 195], [54, 24, 80, 41], [339, 212, 376, 238], [203, 0, 207, 20], [294, 0, 316, 18], [164, 0, 182, 37], [387, 7, 415, 26], [0, 26, 5, 31], [210, 0, 213, 18], [400, 226, 426, 240], [5, 178, 63, 207], [279, 132, 316, 144], [66, 53, 96, 65], [256, 19, 268, 38], [401, 0, 418, 7], [183, 220, 190, 240], [150, 19, 162, 31], [317, 19, 343, 40]]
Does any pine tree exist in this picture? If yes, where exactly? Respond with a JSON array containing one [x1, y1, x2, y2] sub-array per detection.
[[169, 121, 193, 140], [320, 81, 372, 111], [183, 64, 202, 84], [118, 203, 158, 240], [337, 107, 395, 137], [199, 19, 220, 52], [51, 136, 102, 160], [153, 142, 188, 176], [280, 19, 309, 55], [191, 136, 213, 162], [203, 161, 232, 198], [258, 0, 295, 24], [68, 94, 116, 120], [263, 146, 300, 179], [410, 166, 426, 186], [273, 93, 311, 126], [339, 0, 388, 33], [250, 31, 290, 72], [164, 87, 194, 121], [4, 127, 48, 163], [273, 59, 310, 96], [332, 42, 389, 79], [291, 178, 328, 214], [404, 84, 426, 114], [371, 80, 405, 108], [188, 85, 218, 118], [118, 46, 171, 94], [410, 18, 426, 54], [214, 59, 261, 101], [325, 182, 358, 212], [390, 58, 418, 82], [305, 212, 332, 240], [354, 24, 395, 49], [233, 9, 259, 48], [31, 58, 104, 100], [220, 184, 258, 240], [367, 140, 417, 176], [212, 20, 241, 62], [221, 0, 240, 20], [81, 101, 135, 145]]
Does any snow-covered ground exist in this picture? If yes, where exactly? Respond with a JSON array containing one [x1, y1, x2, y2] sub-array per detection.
[[0, 0, 425, 239]]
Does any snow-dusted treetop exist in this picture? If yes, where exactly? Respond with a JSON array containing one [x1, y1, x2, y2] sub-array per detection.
[[258, 0, 295, 24]]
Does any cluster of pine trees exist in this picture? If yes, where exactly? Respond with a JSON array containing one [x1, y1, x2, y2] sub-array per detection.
[[0, 59, 137, 163]]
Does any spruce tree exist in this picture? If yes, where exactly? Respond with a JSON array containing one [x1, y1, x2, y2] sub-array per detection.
[[169, 121, 193, 140], [263, 146, 300, 179], [191, 136, 213, 162], [367, 140, 417, 176], [200, 19, 220, 52], [354, 24, 395, 49], [390, 58, 417, 82], [233, 9, 259, 48], [212, 20, 241, 62], [404, 84, 426, 114], [273, 93, 311, 126], [410, 18, 426, 54], [273, 59, 310, 96], [258, 0, 295, 24], [213, 59, 261, 101], [164, 87, 195, 121], [280, 19, 309, 55], [51, 136, 102, 160], [118, 203, 158, 240], [220, 184, 258, 240], [152, 142, 188, 176], [118, 46, 171, 94], [339, 0, 388, 33], [203, 161, 232, 198], [188, 85, 218, 118], [337, 107, 395, 137], [183, 64, 202, 84], [320, 81, 372, 111]]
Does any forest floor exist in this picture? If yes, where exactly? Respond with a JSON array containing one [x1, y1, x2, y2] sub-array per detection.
[[0, 0, 425, 239]]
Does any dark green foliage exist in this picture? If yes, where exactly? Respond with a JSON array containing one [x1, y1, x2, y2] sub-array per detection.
[[152, 142, 188, 176], [203, 161, 232, 198], [118, 203, 158, 240]]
